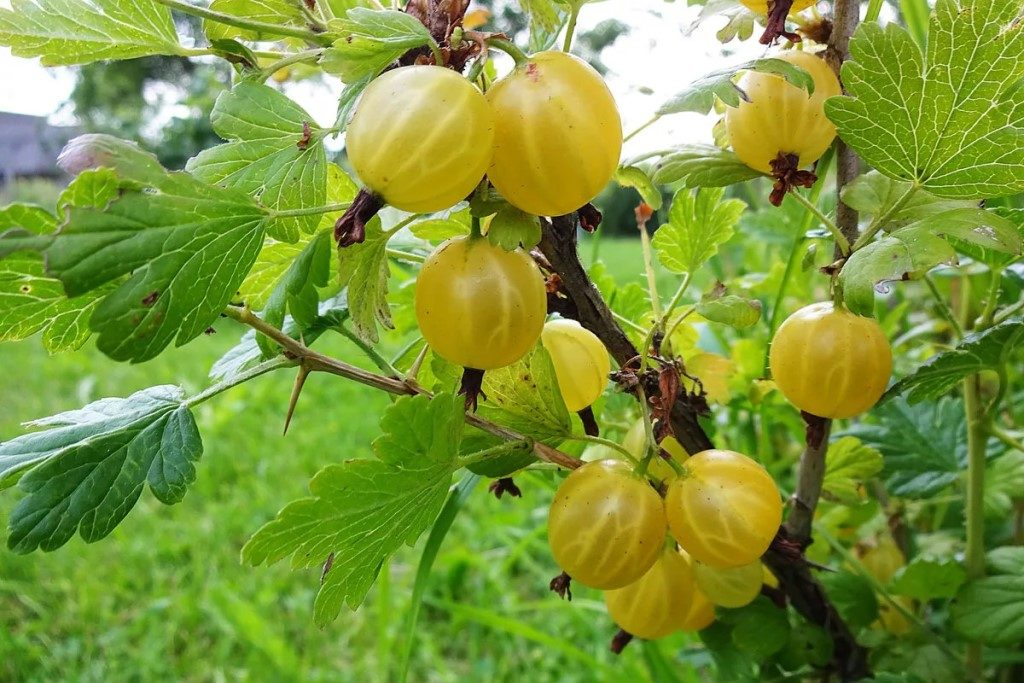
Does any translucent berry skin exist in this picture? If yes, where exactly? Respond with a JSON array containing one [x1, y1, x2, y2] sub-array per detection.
[[665, 449, 783, 569], [347, 66, 494, 212], [694, 559, 764, 608], [548, 459, 667, 590], [604, 547, 696, 640], [486, 51, 622, 217], [769, 302, 893, 419], [541, 319, 612, 412], [415, 236, 546, 370], [725, 50, 841, 174]]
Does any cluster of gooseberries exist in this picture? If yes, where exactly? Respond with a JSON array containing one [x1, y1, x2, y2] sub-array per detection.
[[347, 31, 895, 646]]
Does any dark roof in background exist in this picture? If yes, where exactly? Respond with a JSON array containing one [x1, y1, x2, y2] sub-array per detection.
[[0, 112, 79, 178]]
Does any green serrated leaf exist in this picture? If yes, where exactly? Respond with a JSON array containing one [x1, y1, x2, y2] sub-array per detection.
[[0, 0, 180, 66], [841, 172, 976, 228], [649, 145, 762, 187], [487, 206, 541, 251], [724, 596, 791, 661], [322, 8, 434, 84], [821, 436, 884, 505], [839, 226, 957, 317], [0, 204, 110, 353], [653, 187, 745, 275], [521, 0, 566, 52], [410, 209, 471, 241], [338, 218, 391, 343], [45, 135, 269, 363], [826, 0, 1024, 199], [477, 344, 572, 445], [949, 206, 1024, 266], [208, 38, 260, 69], [915, 208, 1022, 256], [0, 385, 202, 552], [820, 571, 880, 631], [891, 559, 966, 600], [695, 291, 761, 329], [887, 318, 1024, 404], [242, 392, 463, 624], [844, 397, 966, 498], [187, 82, 327, 242], [614, 166, 663, 210], [205, 0, 305, 41], [984, 451, 1024, 520], [658, 57, 814, 116], [953, 574, 1024, 645]]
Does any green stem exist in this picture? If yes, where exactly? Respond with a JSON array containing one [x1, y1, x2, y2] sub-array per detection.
[[485, 37, 530, 66], [979, 269, 1003, 328], [270, 202, 351, 218], [426, 39, 445, 67], [470, 216, 483, 239], [639, 218, 662, 320], [179, 47, 289, 59], [788, 189, 850, 256], [386, 248, 426, 263], [184, 356, 296, 407], [990, 425, 1024, 453], [852, 184, 920, 252], [611, 310, 648, 336], [994, 297, 1024, 325], [456, 440, 534, 469], [560, 434, 640, 467], [337, 323, 401, 377], [258, 49, 325, 80], [964, 372, 988, 680], [562, 4, 581, 52], [864, 0, 885, 21], [924, 273, 964, 339], [624, 115, 660, 143], [153, 0, 333, 44]]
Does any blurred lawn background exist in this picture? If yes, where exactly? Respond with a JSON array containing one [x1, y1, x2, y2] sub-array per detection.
[[0, 234, 708, 682]]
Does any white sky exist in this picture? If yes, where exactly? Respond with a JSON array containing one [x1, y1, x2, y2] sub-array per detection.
[[0, 1, 771, 154]]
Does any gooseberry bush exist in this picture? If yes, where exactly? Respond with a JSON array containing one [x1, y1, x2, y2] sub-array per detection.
[[1, 0, 1023, 680]]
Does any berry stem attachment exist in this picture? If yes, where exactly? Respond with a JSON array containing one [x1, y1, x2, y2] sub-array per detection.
[[787, 189, 850, 257], [562, 4, 581, 53], [485, 37, 530, 67]]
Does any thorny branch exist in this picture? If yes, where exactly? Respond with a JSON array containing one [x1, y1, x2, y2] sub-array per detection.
[[538, 211, 869, 679]]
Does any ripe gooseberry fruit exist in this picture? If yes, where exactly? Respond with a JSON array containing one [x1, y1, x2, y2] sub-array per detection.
[[415, 235, 546, 370], [678, 549, 716, 631], [541, 319, 611, 412], [739, 0, 816, 14], [548, 459, 667, 589], [693, 559, 764, 608], [724, 50, 841, 174], [603, 547, 696, 640], [665, 449, 782, 569], [769, 302, 893, 419], [486, 51, 622, 217], [346, 66, 494, 212], [622, 418, 687, 484]]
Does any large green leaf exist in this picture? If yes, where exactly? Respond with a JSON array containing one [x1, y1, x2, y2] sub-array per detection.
[[338, 218, 391, 343], [839, 225, 957, 317], [826, 0, 1024, 198], [658, 58, 814, 116], [242, 393, 464, 625], [953, 547, 1024, 645], [887, 319, 1024, 404], [187, 83, 328, 242], [844, 397, 966, 498], [321, 8, 435, 84], [205, 0, 305, 41], [821, 436, 884, 505], [649, 145, 762, 187], [521, 0, 566, 52], [841, 172, 975, 228], [0, 0, 180, 65], [0, 204, 109, 353], [0, 386, 202, 552], [892, 559, 966, 601], [43, 135, 269, 363], [653, 187, 746, 275], [477, 345, 573, 445]]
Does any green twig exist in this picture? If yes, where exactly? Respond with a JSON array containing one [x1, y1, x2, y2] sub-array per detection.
[[485, 37, 530, 66], [456, 440, 534, 469], [964, 371, 989, 680], [624, 115, 661, 143], [560, 434, 640, 467], [990, 425, 1024, 453], [153, 0, 333, 44], [788, 189, 850, 256], [851, 183, 920, 252], [924, 273, 964, 339], [386, 248, 426, 263], [979, 269, 1003, 329], [337, 323, 401, 377], [562, 3, 581, 52], [184, 356, 297, 407], [257, 49, 325, 80]]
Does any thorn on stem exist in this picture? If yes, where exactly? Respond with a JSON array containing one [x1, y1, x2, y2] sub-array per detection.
[[488, 477, 522, 499], [284, 365, 311, 435], [549, 571, 572, 601], [610, 629, 634, 654]]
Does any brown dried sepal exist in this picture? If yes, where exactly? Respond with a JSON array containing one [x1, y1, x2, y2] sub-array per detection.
[[759, 0, 802, 45], [549, 571, 572, 601], [610, 629, 634, 654], [488, 477, 522, 499], [769, 153, 817, 207], [459, 367, 487, 411], [578, 406, 599, 437], [577, 203, 603, 233], [334, 189, 385, 247], [799, 17, 833, 45]]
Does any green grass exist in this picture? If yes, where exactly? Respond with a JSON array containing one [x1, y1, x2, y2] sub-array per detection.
[[0, 240, 707, 682]]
